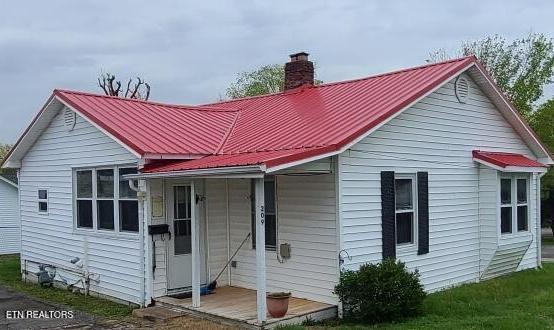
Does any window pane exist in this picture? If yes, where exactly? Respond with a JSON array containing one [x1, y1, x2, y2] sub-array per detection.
[[77, 171, 92, 198], [77, 200, 93, 228], [396, 212, 413, 244], [500, 179, 511, 204], [97, 169, 114, 198], [38, 190, 47, 200], [500, 207, 512, 233], [120, 200, 139, 232], [265, 179, 276, 214], [174, 186, 190, 219], [517, 179, 527, 203], [517, 205, 528, 231], [119, 168, 138, 199], [395, 179, 413, 210], [38, 201, 48, 212], [174, 219, 191, 255], [265, 214, 277, 249], [97, 200, 114, 230]]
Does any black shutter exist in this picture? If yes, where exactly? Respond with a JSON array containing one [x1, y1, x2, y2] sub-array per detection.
[[381, 171, 396, 259], [417, 172, 429, 255]]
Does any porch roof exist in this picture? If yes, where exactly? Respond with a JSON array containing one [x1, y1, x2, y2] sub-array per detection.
[[473, 150, 548, 173], [141, 146, 332, 175]]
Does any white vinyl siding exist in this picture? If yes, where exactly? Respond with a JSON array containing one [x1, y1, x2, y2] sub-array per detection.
[[205, 174, 338, 304], [339, 73, 539, 291], [0, 180, 20, 254], [18, 109, 142, 303]]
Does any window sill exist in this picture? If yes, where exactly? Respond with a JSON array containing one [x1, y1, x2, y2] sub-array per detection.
[[396, 243, 418, 255], [499, 231, 532, 242], [73, 228, 140, 241]]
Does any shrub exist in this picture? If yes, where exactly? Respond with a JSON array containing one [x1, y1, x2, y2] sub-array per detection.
[[333, 258, 426, 324]]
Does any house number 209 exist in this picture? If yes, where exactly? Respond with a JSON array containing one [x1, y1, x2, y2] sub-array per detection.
[[260, 205, 265, 224]]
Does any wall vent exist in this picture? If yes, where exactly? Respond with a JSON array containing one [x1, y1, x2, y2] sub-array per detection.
[[63, 107, 76, 131], [455, 76, 470, 103]]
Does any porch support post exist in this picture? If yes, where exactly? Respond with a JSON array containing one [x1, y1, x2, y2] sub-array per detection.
[[255, 177, 267, 323], [191, 180, 201, 308]]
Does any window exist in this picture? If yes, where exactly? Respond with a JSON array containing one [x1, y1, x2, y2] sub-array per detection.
[[499, 175, 529, 235], [119, 168, 139, 232], [251, 177, 277, 250], [74, 166, 139, 233], [395, 175, 417, 245], [173, 186, 192, 255], [500, 178, 512, 234], [38, 189, 48, 213]]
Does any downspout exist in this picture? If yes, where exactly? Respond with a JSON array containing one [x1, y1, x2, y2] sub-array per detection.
[[537, 172, 546, 268]]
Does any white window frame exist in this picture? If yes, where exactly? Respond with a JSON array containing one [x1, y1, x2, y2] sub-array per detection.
[[72, 165, 139, 237], [38, 188, 49, 214], [499, 173, 530, 236], [394, 173, 418, 249]]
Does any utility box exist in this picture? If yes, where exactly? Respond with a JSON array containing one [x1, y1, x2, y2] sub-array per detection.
[[279, 243, 291, 259]]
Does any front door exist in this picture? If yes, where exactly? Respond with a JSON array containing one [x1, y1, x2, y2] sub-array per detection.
[[167, 184, 193, 290]]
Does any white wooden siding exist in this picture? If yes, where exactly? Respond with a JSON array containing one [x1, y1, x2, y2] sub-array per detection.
[[205, 175, 338, 304], [148, 179, 169, 298], [0, 180, 20, 254], [205, 179, 229, 286], [478, 166, 498, 275], [19, 109, 142, 303], [339, 73, 539, 291]]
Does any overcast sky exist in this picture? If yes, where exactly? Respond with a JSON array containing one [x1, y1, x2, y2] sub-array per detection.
[[0, 1, 553, 143]]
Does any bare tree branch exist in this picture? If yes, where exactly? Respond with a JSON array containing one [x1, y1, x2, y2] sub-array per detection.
[[97, 73, 151, 100]]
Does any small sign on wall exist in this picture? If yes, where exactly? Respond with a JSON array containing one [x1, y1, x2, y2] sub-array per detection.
[[151, 196, 164, 218]]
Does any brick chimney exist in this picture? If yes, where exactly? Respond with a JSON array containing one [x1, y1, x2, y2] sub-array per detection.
[[284, 52, 314, 90]]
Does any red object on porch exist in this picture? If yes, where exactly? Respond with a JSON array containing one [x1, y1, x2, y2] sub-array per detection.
[[472, 150, 547, 168]]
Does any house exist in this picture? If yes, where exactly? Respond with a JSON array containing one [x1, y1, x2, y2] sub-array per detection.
[[2, 52, 552, 328], [0, 172, 20, 255]]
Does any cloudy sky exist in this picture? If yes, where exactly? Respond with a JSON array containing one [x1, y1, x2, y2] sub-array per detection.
[[1, 1, 553, 143]]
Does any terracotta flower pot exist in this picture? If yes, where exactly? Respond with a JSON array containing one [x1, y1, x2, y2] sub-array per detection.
[[266, 292, 291, 318]]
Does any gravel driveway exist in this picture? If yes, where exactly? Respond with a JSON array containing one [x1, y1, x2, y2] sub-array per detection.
[[0, 285, 99, 329]]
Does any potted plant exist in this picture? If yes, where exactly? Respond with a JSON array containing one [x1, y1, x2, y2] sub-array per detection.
[[266, 292, 291, 318]]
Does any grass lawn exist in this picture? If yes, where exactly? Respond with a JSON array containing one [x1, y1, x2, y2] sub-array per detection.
[[284, 263, 554, 330], [0, 254, 134, 318]]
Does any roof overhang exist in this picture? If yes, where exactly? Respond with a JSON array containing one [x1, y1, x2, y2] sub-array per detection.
[[0, 175, 18, 188], [473, 150, 548, 173], [125, 165, 265, 180]]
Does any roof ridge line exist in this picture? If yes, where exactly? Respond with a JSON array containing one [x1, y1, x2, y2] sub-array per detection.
[[54, 89, 240, 112], [199, 55, 476, 107], [314, 55, 476, 89]]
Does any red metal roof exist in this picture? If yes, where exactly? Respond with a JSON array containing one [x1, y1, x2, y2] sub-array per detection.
[[144, 147, 330, 173], [49, 56, 492, 172], [472, 150, 546, 168], [55, 90, 239, 157]]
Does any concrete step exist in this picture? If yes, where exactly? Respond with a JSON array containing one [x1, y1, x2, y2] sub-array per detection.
[[132, 306, 184, 322]]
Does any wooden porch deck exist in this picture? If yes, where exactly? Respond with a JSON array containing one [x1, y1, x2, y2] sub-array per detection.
[[155, 286, 337, 328]]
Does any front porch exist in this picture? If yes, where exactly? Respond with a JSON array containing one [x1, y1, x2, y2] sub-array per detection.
[[155, 286, 337, 329], [133, 157, 339, 326]]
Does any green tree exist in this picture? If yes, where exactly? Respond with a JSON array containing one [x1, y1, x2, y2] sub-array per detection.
[[532, 99, 554, 193], [429, 33, 554, 118], [0, 143, 11, 162], [226, 64, 323, 99]]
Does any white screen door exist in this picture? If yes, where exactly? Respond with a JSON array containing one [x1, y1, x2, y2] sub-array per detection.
[[168, 185, 193, 290]]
